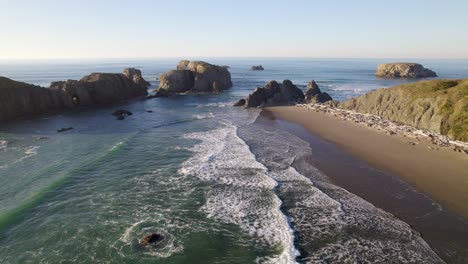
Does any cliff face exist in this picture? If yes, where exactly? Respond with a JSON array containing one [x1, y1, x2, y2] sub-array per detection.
[[0, 68, 149, 122], [50, 72, 148, 106], [375, 63, 437, 78], [0, 77, 75, 122], [339, 79, 468, 141]]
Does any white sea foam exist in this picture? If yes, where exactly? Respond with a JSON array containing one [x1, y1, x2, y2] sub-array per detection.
[[110, 141, 124, 151], [0, 145, 40, 169], [239, 123, 444, 263], [179, 123, 299, 263], [192, 112, 215, 120], [0, 140, 7, 151]]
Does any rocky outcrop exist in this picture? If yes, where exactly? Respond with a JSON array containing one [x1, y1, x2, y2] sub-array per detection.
[[157, 70, 195, 95], [0, 69, 149, 122], [375, 63, 437, 78], [156, 60, 232, 95], [339, 79, 468, 141], [304, 80, 333, 103], [251, 65, 264, 71], [0, 77, 75, 122], [139, 233, 164, 246], [123, 68, 151, 88], [50, 70, 148, 106], [234, 80, 304, 108]]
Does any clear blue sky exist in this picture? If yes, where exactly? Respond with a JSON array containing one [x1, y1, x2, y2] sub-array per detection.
[[1, 0, 468, 59]]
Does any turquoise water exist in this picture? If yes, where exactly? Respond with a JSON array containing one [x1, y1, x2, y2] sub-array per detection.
[[0, 59, 467, 263]]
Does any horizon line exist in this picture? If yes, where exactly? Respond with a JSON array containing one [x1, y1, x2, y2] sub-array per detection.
[[1, 56, 468, 62]]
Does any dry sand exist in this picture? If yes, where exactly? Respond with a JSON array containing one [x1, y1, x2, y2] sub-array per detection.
[[264, 105, 468, 218]]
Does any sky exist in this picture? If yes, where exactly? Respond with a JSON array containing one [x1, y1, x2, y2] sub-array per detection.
[[1, 0, 468, 59]]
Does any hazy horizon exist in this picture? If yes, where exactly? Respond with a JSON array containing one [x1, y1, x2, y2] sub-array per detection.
[[2, 0, 468, 60]]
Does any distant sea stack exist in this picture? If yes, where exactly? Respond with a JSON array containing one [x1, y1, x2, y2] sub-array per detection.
[[0, 68, 149, 122], [156, 60, 232, 96], [234, 80, 305, 108], [375, 63, 437, 78], [251, 65, 264, 71], [304, 80, 333, 104], [339, 79, 468, 141]]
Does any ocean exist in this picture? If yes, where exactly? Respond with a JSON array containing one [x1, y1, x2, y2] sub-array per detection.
[[0, 59, 467, 263]]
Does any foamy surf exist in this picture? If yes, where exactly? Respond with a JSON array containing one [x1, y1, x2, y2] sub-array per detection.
[[239, 121, 445, 263], [179, 123, 299, 263], [0, 140, 7, 150]]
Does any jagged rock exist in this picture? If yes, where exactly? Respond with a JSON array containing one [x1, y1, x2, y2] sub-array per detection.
[[339, 79, 468, 141], [139, 233, 164, 246], [304, 80, 333, 103], [235, 80, 304, 108], [156, 61, 232, 95], [233, 98, 246, 107], [0, 68, 149, 122], [375, 63, 437, 78], [123, 68, 151, 88], [251, 65, 264, 71]]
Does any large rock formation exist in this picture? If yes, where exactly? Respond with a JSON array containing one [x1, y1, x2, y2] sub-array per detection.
[[0, 68, 149, 122], [234, 80, 305, 108], [50, 70, 148, 106], [157, 70, 195, 96], [0, 77, 75, 122], [339, 79, 468, 141], [376, 63, 437, 78], [304, 80, 333, 103], [156, 60, 232, 96]]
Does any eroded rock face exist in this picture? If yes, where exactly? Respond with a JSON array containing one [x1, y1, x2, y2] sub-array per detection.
[[304, 80, 333, 103], [339, 79, 468, 141], [0, 68, 149, 122], [0, 77, 75, 122], [158, 70, 195, 94], [156, 60, 232, 95], [234, 80, 304, 108], [123, 68, 151, 88], [50, 70, 148, 106], [375, 63, 437, 78]]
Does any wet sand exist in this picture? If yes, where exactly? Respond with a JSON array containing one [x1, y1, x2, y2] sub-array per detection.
[[258, 108, 468, 263], [264, 106, 468, 218]]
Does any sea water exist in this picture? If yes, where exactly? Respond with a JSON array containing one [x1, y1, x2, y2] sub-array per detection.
[[0, 58, 466, 263]]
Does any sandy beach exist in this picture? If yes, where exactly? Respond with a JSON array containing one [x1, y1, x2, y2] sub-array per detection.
[[264, 105, 468, 218]]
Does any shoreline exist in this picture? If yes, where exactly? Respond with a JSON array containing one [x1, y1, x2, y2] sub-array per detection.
[[263, 105, 468, 219]]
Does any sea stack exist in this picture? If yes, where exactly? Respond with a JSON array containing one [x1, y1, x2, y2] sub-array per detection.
[[375, 63, 437, 78], [234, 80, 304, 108], [0, 68, 149, 122], [304, 80, 333, 103], [251, 65, 264, 71], [156, 60, 232, 96]]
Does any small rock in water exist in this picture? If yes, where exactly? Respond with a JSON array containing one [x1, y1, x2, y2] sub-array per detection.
[[112, 109, 132, 120], [57, 127, 73, 133], [146, 110, 153, 113], [139, 233, 164, 246], [112, 110, 133, 116]]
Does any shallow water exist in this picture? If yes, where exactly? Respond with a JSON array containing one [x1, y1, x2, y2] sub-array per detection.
[[0, 59, 467, 263]]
